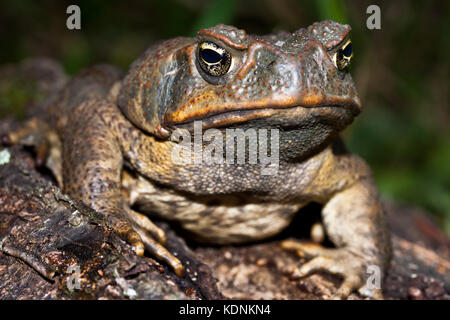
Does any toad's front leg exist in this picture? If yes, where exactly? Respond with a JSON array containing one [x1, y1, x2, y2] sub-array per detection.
[[63, 98, 184, 276], [282, 149, 391, 299]]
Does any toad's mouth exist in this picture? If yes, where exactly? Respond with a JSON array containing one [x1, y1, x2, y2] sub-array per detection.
[[163, 99, 361, 132]]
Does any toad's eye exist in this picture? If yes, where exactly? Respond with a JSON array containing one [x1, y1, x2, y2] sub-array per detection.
[[197, 41, 231, 77], [333, 39, 353, 71]]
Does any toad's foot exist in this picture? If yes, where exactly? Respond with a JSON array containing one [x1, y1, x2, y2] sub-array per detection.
[[112, 209, 185, 277], [281, 240, 383, 299]]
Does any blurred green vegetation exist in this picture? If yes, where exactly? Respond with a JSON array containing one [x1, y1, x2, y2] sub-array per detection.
[[0, 0, 448, 233]]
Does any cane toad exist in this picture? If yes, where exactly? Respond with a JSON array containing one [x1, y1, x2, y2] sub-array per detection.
[[3, 21, 391, 299]]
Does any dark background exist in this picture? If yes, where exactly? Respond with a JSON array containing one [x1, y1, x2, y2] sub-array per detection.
[[0, 0, 448, 234]]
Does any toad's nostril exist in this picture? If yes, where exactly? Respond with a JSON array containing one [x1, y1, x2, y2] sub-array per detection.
[[267, 60, 276, 68]]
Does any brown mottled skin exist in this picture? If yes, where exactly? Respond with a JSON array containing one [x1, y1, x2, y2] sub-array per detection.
[[4, 21, 391, 299]]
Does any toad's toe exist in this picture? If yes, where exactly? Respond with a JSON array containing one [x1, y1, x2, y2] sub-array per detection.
[[282, 239, 382, 299]]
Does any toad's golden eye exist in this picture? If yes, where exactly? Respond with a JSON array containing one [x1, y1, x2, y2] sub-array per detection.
[[197, 41, 231, 77], [333, 39, 353, 71]]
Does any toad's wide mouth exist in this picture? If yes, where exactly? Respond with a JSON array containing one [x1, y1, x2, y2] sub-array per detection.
[[163, 98, 361, 132]]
